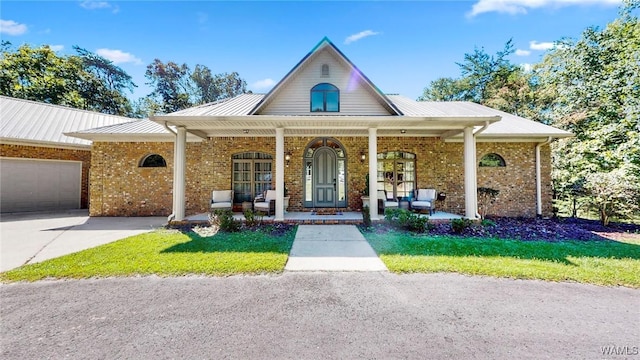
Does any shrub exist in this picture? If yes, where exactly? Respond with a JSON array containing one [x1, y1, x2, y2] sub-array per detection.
[[211, 209, 241, 232], [362, 205, 371, 228], [243, 209, 259, 227], [384, 208, 429, 233], [477, 187, 500, 220], [451, 218, 473, 234]]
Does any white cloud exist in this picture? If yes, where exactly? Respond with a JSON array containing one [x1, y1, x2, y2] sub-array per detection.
[[529, 40, 555, 50], [515, 49, 531, 56], [468, 0, 621, 17], [344, 30, 380, 45], [79, 1, 119, 13], [49, 45, 64, 52], [251, 78, 276, 91], [96, 48, 143, 65], [0, 19, 27, 35], [79, 1, 111, 10], [521, 63, 533, 72]]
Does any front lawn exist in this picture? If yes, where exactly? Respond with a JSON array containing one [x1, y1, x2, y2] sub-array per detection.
[[364, 230, 640, 288], [0, 225, 297, 282]]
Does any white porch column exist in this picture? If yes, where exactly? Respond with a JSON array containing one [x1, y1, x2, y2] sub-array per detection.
[[463, 127, 477, 219], [174, 126, 187, 221], [275, 128, 285, 221], [368, 128, 378, 220]]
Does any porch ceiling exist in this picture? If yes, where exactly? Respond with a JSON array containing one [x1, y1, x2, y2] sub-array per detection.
[[152, 115, 500, 137]]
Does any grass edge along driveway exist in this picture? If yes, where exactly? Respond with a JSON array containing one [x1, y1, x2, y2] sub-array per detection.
[[362, 230, 640, 288], [0, 226, 297, 282]]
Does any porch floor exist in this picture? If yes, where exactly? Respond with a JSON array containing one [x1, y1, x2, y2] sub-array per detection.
[[185, 210, 462, 225]]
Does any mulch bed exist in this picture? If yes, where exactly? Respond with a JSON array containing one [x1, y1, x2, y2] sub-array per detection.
[[368, 217, 640, 242]]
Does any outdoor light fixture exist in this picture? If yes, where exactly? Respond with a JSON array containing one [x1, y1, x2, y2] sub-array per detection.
[[360, 152, 366, 163], [242, 129, 249, 134], [400, 129, 407, 134], [285, 152, 291, 166]]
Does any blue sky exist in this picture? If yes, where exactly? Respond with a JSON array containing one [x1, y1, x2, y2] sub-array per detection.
[[0, 0, 625, 101]]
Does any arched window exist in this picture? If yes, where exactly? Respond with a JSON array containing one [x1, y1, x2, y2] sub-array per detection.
[[377, 151, 416, 200], [310, 83, 339, 112], [232, 152, 273, 203], [139, 154, 167, 167], [479, 153, 506, 167]]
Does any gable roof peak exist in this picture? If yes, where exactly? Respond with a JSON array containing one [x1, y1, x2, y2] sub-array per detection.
[[249, 37, 402, 115]]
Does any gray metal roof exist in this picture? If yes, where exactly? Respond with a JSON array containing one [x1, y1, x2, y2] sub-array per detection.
[[1, 96, 133, 148], [387, 95, 571, 138], [64, 93, 570, 141], [167, 94, 264, 116]]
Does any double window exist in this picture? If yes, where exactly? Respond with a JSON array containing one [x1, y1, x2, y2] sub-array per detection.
[[232, 152, 273, 203], [310, 83, 339, 112], [377, 152, 416, 200]]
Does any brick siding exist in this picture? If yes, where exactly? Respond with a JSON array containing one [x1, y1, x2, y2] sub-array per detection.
[[88, 138, 552, 218], [0, 144, 91, 208]]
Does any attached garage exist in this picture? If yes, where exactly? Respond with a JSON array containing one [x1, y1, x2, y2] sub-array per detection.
[[0, 158, 82, 213], [1, 96, 134, 213]]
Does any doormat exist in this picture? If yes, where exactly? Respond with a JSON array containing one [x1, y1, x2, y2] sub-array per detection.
[[311, 209, 343, 215]]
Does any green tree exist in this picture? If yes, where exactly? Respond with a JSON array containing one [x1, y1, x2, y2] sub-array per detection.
[[419, 40, 520, 105], [0, 44, 136, 116], [73, 46, 137, 116], [538, 2, 640, 224], [144, 59, 193, 114]]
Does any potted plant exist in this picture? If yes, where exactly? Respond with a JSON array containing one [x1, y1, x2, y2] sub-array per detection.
[[283, 186, 290, 212], [361, 174, 370, 208]]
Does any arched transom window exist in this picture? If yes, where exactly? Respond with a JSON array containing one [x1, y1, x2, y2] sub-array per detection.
[[479, 153, 506, 167], [139, 154, 167, 167], [310, 83, 339, 112]]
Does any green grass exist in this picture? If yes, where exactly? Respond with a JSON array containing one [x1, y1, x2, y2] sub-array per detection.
[[0, 226, 297, 282], [363, 230, 640, 288]]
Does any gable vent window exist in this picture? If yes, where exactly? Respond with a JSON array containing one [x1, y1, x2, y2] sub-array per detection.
[[310, 83, 339, 112], [139, 154, 167, 167], [321, 64, 329, 77]]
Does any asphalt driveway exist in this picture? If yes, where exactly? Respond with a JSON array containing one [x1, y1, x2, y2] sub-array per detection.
[[0, 210, 166, 272], [1, 273, 638, 359]]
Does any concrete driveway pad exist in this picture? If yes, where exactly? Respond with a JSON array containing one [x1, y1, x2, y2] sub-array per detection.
[[0, 210, 166, 272]]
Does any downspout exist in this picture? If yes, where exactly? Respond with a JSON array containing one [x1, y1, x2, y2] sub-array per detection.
[[473, 121, 491, 219], [163, 122, 178, 223], [536, 137, 553, 217]]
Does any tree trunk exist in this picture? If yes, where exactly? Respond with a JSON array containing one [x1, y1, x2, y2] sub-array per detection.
[[600, 207, 609, 226]]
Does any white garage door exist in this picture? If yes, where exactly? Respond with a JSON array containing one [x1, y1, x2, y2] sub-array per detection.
[[0, 158, 82, 213]]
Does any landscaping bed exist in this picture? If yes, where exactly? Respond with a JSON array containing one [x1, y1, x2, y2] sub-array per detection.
[[365, 216, 640, 243]]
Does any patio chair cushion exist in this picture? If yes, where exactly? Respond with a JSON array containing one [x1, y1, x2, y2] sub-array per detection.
[[411, 200, 432, 208], [212, 190, 232, 203], [417, 189, 436, 201], [264, 189, 277, 201]]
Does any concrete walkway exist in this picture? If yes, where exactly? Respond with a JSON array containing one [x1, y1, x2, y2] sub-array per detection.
[[0, 210, 166, 272], [285, 225, 387, 271]]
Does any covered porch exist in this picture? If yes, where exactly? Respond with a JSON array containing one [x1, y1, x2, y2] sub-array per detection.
[[151, 112, 500, 224]]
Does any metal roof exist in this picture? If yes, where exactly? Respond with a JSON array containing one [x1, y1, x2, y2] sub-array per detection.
[[1, 96, 133, 148], [61, 96, 571, 142], [167, 93, 264, 117], [387, 96, 572, 139]]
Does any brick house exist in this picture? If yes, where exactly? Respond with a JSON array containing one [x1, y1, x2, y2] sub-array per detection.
[[0, 96, 132, 213], [69, 38, 571, 221]]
